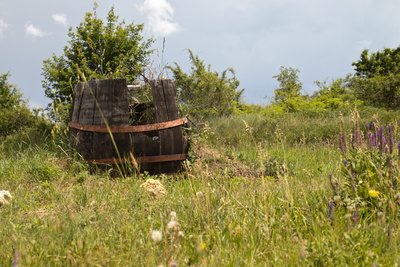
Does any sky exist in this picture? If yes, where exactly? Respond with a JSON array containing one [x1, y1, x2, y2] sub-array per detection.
[[1, 0, 400, 109]]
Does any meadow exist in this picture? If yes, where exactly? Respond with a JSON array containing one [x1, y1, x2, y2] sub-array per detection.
[[1, 108, 400, 266]]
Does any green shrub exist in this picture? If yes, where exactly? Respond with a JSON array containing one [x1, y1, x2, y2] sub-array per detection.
[[0, 72, 37, 136]]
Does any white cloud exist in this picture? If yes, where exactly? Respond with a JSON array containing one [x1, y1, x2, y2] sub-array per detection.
[[138, 0, 181, 36], [25, 22, 48, 38], [0, 18, 10, 38], [52, 13, 68, 26]]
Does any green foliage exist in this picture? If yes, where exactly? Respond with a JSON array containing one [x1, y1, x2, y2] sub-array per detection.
[[271, 67, 363, 115], [351, 47, 400, 108], [272, 66, 306, 112], [167, 49, 244, 117], [0, 73, 24, 108], [42, 4, 154, 119], [27, 161, 62, 182], [311, 74, 364, 111], [0, 73, 36, 136]]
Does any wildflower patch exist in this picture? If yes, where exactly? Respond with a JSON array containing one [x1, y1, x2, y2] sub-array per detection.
[[330, 121, 400, 225]]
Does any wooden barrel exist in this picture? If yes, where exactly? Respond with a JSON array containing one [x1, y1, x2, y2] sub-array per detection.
[[69, 78, 188, 174]]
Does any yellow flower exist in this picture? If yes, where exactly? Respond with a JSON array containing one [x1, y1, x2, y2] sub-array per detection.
[[196, 243, 207, 253], [369, 190, 380, 198]]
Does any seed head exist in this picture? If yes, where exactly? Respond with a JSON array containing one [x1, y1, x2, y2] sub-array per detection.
[[151, 230, 163, 242]]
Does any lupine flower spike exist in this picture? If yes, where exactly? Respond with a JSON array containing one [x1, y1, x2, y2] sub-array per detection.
[[329, 200, 334, 224], [388, 125, 394, 154]]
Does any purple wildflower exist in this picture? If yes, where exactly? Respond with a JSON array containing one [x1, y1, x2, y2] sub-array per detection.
[[12, 250, 18, 267], [368, 133, 375, 149], [329, 200, 334, 224], [388, 125, 394, 154], [398, 142, 400, 158], [171, 260, 178, 266], [379, 126, 385, 151], [354, 121, 362, 147], [343, 160, 348, 166]]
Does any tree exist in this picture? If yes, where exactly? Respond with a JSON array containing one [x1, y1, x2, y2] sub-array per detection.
[[0, 73, 35, 136], [42, 3, 154, 120], [311, 74, 362, 110], [272, 66, 305, 112], [167, 49, 244, 117], [351, 47, 400, 108]]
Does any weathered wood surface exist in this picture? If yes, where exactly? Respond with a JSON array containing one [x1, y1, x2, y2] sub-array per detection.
[[69, 78, 187, 174], [150, 79, 184, 173], [70, 79, 130, 161]]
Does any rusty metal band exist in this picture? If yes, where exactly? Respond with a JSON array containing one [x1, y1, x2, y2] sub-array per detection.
[[68, 117, 188, 133], [85, 153, 188, 164]]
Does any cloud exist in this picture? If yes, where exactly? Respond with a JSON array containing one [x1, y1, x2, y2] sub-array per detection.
[[52, 13, 68, 26], [25, 22, 48, 38], [138, 0, 181, 36], [0, 18, 10, 38]]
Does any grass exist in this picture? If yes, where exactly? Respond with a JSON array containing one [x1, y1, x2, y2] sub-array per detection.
[[1, 110, 400, 266]]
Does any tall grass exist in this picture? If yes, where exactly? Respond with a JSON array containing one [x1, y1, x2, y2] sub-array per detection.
[[0, 107, 400, 265]]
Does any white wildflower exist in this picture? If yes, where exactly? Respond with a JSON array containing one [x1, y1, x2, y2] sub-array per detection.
[[347, 205, 354, 213], [170, 211, 177, 221], [167, 220, 179, 231], [196, 191, 203, 197], [151, 230, 163, 242], [333, 195, 341, 202]]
